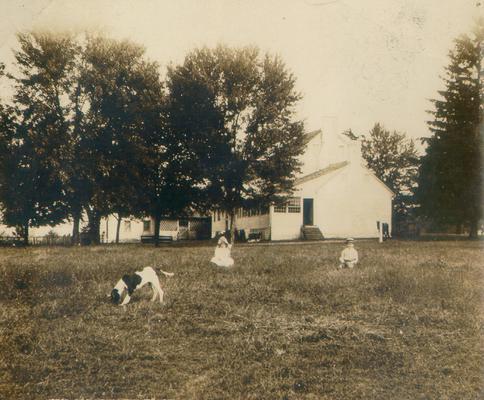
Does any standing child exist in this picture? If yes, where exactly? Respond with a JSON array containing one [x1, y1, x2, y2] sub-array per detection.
[[339, 238, 358, 269], [210, 236, 234, 267]]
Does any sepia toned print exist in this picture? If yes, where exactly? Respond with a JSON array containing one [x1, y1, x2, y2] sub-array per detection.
[[0, 1, 481, 399]]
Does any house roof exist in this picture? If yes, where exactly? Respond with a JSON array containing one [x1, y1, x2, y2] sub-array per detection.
[[298, 129, 394, 196], [294, 161, 349, 186], [362, 165, 395, 196], [302, 129, 322, 145]]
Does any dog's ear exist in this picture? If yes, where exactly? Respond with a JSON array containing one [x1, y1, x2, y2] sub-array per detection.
[[122, 274, 142, 295], [111, 289, 120, 304]]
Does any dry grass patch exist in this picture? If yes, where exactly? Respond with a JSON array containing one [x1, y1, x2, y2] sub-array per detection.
[[0, 240, 482, 399]]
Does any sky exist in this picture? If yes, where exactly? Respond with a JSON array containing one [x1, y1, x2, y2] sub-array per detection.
[[0, 0, 481, 146]]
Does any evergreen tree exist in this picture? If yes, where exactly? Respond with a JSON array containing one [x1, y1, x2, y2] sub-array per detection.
[[417, 22, 483, 237]]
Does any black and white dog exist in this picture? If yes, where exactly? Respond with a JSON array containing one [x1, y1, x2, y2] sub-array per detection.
[[111, 266, 174, 306]]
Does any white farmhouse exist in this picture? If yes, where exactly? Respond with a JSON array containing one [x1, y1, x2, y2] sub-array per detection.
[[0, 129, 393, 243], [211, 129, 393, 240]]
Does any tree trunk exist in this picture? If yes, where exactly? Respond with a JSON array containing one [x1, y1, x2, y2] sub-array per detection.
[[87, 209, 101, 245], [469, 219, 478, 239], [115, 213, 122, 244], [72, 212, 80, 245], [153, 215, 161, 247], [455, 224, 463, 234], [229, 210, 236, 245], [23, 222, 29, 246]]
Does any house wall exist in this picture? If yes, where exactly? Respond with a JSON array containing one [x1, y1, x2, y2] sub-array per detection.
[[211, 210, 270, 240], [102, 216, 144, 243], [0, 222, 75, 238], [211, 211, 229, 236], [233, 214, 270, 239], [142, 217, 179, 240], [233, 160, 391, 243], [0, 224, 16, 236], [1, 215, 144, 243], [270, 206, 302, 240], [298, 129, 393, 239], [269, 161, 392, 241], [143, 217, 211, 240], [299, 129, 362, 177], [311, 164, 392, 238], [29, 222, 74, 237], [300, 132, 324, 176], [270, 174, 331, 241]]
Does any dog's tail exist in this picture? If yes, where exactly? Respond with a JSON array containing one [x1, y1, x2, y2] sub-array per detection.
[[157, 268, 175, 277]]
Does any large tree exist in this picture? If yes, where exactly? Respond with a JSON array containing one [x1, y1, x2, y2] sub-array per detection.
[[417, 22, 483, 238], [77, 35, 164, 244], [166, 45, 305, 243], [0, 32, 165, 245], [361, 123, 419, 232], [0, 33, 77, 244], [140, 90, 205, 246]]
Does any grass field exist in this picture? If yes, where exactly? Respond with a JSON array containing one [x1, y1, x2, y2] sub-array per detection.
[[0, 240, 482, 399]]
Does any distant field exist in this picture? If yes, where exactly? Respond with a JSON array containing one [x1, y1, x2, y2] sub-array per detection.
[[0, 240, 482, 399]]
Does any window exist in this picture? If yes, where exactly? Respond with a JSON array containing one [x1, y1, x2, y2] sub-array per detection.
[[143, 220, 151, 232], [124, 220, 131, 232], [274, 204, 286, 213], [287, 197, 301, 213], [274, 198, 301, 213]]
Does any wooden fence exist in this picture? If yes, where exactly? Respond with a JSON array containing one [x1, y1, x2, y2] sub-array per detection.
[[0, 235, 73, 246]]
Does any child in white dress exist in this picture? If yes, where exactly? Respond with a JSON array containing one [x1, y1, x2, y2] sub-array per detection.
[[210, 236, 234, 267]]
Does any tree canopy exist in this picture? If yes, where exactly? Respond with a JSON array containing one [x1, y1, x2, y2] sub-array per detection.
[[0, 33, 76, 243], [77, 36, 164, 243], [0, 32, 165, 244], [0, 36, 306, 245], [361, 123, 420, 232], [166, 45, 306, 242]]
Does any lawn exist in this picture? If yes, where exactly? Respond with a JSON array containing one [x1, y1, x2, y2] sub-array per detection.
[[0, 240, 482, 399]]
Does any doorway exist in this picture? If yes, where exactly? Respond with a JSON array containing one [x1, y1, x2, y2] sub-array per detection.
[[303, 198, 314, 226]]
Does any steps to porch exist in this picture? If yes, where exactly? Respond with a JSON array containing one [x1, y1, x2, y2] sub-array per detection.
[[301, 225, 324, 240]]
